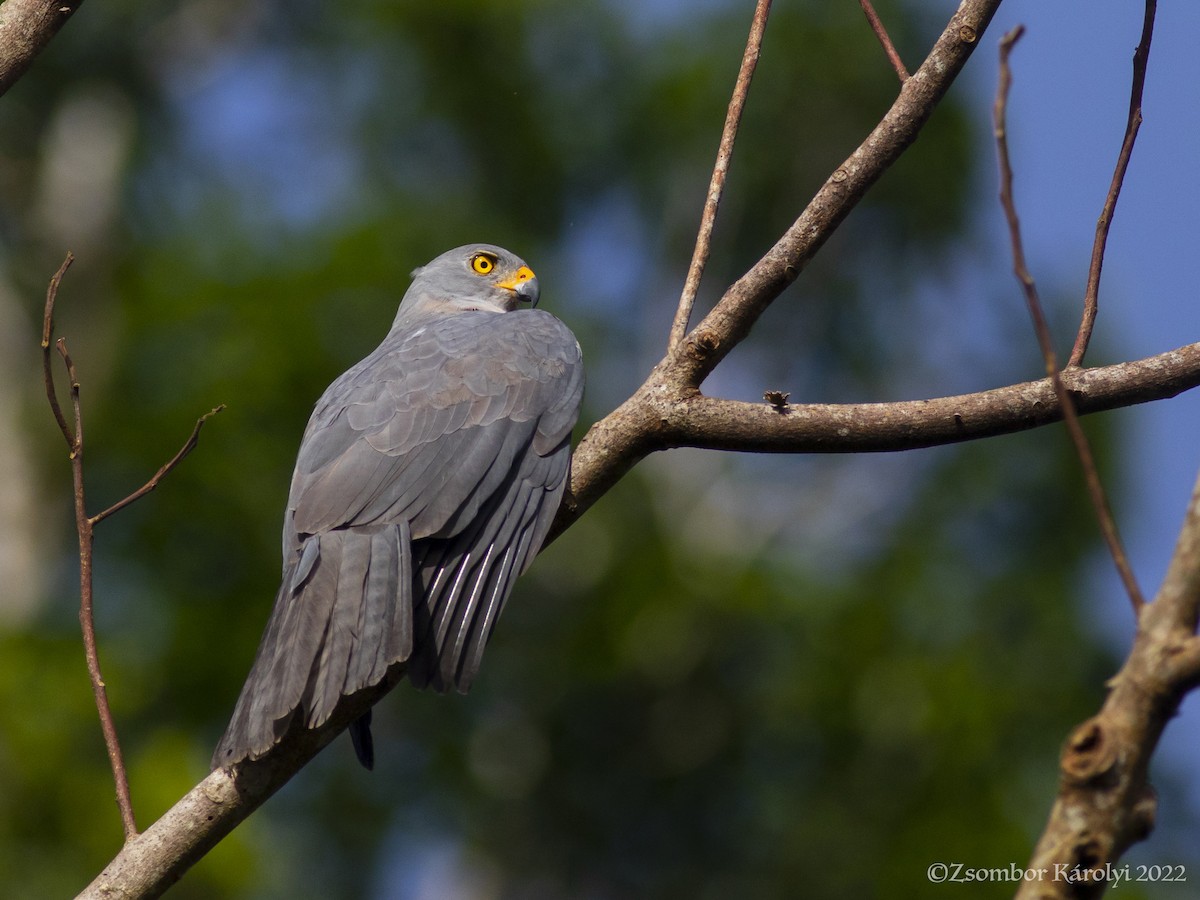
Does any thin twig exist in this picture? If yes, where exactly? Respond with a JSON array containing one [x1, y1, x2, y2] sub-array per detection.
[[859, 0, 909, 82], [54, 336, 140, 840], [994, 26, 1145, 614], [668, 0, 772, 353], [42, 260, 226, 840], [662, 0, 1002, 392], [1069, 0, 1156, 367], [41, 252, 75, 446], [92, 405, 226, 525]]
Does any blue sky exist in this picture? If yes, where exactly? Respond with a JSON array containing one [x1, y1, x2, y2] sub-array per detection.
[[958, 0, 1200, 863]]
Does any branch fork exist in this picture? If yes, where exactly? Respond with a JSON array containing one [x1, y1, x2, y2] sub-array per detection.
[[42, 253, 223, 843]]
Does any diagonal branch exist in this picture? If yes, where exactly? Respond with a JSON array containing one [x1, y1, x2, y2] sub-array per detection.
[[87, 4, 1012, 891], [1019, 468, 1200, 899], [994, 25, 1144, 613], [84, 330, 1200, 893], [560, 0, 1002, 532], [668, 0, 772, 353], [1070, 0, 1157, 367], [0, 0, 87, 97], [91, 406, 226, 525], [665, 0, 1001, 391], [859, 0, 910, 82], [79, 666, 406, 899]]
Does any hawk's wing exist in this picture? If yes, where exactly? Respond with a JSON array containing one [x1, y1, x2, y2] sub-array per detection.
[[212, 308, 582, 767], [290, 307, 583, 693], [289, 308, 582, 544]]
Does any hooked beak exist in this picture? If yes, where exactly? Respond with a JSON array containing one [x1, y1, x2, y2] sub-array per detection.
[[496, 265, 540, 307]]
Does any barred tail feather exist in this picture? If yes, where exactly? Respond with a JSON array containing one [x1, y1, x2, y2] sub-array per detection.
[[212, 523, 414, 769]]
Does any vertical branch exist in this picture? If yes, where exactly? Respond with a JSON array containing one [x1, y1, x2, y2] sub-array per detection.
[[859, 0, 910, 82], [668, 0, 772, 353], [42, 257, 224, 843], [1020, 469, 1200, 899], [1069, 0, 1156, 367], [42, 258, 139, 840], [57, 341, 139, 840], [41, 252, 75, 445], [993, 27, 1145, 614]]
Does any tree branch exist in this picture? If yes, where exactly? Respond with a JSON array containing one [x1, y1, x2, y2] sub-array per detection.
[[77, 0, 1200, 893], [555, 0, 1003, 539], [42, 258, 224, 847], [858, 0, 910, 82], [993, 26, 1144, 612], [1018, 468, 1200, 899], [665, 345, 1200, 454], [665, 0, 1001, 390], [0, 0, 87, 98], [80, 667, 406, 899], [86, 330, 1200, 891], [668, 0, 772, 353], [44, 258, 140, 841], [84, 5, 1009, 888], [91, 406, 226, 526], [1070, 0, 1157, 367], [551, 342, 1200, 543]]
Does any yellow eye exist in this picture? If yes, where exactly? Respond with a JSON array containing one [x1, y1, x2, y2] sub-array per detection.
[[471, 254, 496, 275]]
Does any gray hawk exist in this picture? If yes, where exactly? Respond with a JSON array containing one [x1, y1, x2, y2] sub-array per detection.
[[213, 244, 584, 770]]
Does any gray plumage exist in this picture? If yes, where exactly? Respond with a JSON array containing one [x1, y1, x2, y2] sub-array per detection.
[[213, 244, 583, 770]]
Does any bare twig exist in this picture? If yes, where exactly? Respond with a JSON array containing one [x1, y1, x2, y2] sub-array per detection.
[[1069, 0, 1157, 367], [559, 0, 1003, 536], [42, 259, 225, 843], [92, 406, 226, 525], [52, 335, 140, 840], [665, 0, 1001, 392], [993, 26, 1145, 614], [668, 0, 772, 353], [859, 0, 910, 82], [41, 252, 75, 445]]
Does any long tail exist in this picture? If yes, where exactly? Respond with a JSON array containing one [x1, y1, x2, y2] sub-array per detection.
[[212, 523, 414, 770]]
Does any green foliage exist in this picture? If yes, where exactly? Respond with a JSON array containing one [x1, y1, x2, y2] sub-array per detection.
[[0, 1, 1188, 898]]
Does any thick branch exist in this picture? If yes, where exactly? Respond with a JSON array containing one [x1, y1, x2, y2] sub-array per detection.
[[79, 668, 406, 899], [554, 0, 1003, 541], [0, 0, 86, 97], [87, 338, 1200, 893], [1018, 470, 1200, 899], [668, 0, 1001, 389], [552, 342, 1200, 542]]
